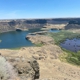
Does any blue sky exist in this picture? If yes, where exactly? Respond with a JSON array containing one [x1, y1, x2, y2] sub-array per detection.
[[0, 0, 80, 19]]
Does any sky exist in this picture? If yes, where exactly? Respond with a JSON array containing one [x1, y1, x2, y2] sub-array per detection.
[[0, 0, 80, 19]]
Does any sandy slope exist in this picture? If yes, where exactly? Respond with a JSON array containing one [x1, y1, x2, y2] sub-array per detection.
[[0, 45, 80, 80], [0, 35, 80, 80]]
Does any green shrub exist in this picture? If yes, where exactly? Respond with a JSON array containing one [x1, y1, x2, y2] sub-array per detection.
[[35, 43, 44, 47], [62, 48, 80, 65]]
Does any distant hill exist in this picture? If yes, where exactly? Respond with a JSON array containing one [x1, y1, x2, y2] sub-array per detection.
[[65, 20, 80, 30], [0, 19, 47, 33], [0, 18, 80, 32]]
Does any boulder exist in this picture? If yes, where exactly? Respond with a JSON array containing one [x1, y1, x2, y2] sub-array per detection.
[[11, 57, 40, 80], [28, 58, 40, 79], [0, 56, 19, 80]]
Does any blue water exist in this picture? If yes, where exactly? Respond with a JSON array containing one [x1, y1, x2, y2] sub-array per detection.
[[0, 28, 60, 49], [0, 29, 41, 49], [60, 38, 80, 52]]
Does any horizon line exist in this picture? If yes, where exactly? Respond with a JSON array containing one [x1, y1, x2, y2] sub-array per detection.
[[0, 17, 80, 20]]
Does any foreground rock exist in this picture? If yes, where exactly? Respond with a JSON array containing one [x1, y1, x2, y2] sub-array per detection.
[[0, 55, 39, 80], [7, 57, 39, 80], [0, 39, 62, 80], [0, 56, 20, 80]]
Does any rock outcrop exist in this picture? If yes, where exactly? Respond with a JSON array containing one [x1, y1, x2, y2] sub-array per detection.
[[28, 58, 40, 79], [26, 35, 54, 45], [0, 19, 47, 33], [65, 24, 80, 30], [0, 56, 19, 80], [6, 56, 39, 80], [65, 20, 80, 30]]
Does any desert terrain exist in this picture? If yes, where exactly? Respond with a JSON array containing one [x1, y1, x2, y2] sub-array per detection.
[[0, 18, 80, 80]]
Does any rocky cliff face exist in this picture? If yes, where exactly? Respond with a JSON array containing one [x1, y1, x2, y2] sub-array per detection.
[[10, 57, 39, 80], [65, 20, 80, 30], [1, 18, 80, 33], [0, 55, 39, 80], [65, 24, 80, 30], [0, 56, 20, 80], [0, 19, 47, 33], [1, 18, 80, 32]]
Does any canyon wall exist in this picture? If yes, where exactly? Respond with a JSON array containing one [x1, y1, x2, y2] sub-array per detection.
[[0, 19, 47, 33], [0, 18, 80, 32]]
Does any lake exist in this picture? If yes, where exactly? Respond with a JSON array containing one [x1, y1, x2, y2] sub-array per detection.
[[0, 28, 60, 49], [60, 38, 80, 52], [0, 29, 41, 49]]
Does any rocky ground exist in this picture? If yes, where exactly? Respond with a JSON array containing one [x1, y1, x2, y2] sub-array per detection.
[[67, 29, 80, 33], [0, 19, 68, 33], [26, 35, 54, 45], [0, 35, 80, 80], [41, 24, 67, 30]]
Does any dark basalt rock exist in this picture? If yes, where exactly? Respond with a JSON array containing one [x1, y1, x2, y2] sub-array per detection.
[[16, 29, 22, 31], [8, 20, 16, 26], [25, 36, 30, 40], [28, 58, 40, 79]]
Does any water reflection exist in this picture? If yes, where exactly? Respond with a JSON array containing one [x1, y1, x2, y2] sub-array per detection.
[[60, 38, 80, 52]]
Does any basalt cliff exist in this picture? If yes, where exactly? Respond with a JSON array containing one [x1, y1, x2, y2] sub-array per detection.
[[0, 18, 80, 33], [0, 19, 47, 32], [0, 19, 63, 33]]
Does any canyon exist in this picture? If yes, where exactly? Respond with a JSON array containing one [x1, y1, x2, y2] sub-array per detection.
[[0, 18, 80, 80]]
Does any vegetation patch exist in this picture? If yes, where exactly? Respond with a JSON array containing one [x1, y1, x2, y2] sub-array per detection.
[[48, 30, 80, 45], [60, 48, 80, 66], [47, 30, 80, 66], [35, 43, 44, 47]]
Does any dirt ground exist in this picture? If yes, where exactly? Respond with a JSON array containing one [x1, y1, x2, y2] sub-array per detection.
[[0, 44, 80, 80]]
